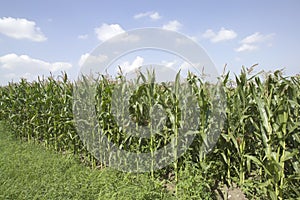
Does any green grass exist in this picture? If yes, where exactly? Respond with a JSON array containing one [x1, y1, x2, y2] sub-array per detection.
[[0, 122, 172, 200]]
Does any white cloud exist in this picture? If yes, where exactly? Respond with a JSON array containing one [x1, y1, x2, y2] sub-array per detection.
[[107, 33, 140, 43], [134, 12, 151, 19], [241, 32, 275, 44], [78, 53, 108, 67], [78, 34, 88, 40], [235, 44, 258, 52], [78, 53, 90, 67], [95, 23, 125, 42], [119, 56, 144, 73], [161, 60, 194, 70], [202, 29, 215, 39], [235, 32, 275, 52], [150, 12, 161, 20], [162, 20, 182, 31], [160, 60, 201, 78], [134, 11, 161, 20], [50, 62, 72, 72], [0, 17, 47, 42], [202, 27, 237, 43], [0, 54, 71, 72], [0, 54, 72, 84], [161, 60, 178, 68]]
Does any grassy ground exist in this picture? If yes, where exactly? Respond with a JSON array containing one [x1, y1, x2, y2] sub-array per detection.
[[0, 122, 172, 200]]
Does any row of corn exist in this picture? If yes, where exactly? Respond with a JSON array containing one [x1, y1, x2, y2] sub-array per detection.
[[0, 69, 299, 199]]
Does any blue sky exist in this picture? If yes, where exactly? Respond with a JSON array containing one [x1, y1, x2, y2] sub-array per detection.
[[0, 0, 299, 85]]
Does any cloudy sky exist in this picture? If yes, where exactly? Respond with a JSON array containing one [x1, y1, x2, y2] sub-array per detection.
[[0, 0, 299, 85]]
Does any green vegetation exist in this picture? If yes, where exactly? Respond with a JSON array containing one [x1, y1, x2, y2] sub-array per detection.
[[0, 122, 171, 200], [0, 68, 299, 199]]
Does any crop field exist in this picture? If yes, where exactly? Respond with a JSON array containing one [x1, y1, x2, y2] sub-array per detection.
[[0, 68, 299, 199]]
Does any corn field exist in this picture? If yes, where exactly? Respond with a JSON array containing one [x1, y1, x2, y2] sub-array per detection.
[[0, 68, 299, 199]]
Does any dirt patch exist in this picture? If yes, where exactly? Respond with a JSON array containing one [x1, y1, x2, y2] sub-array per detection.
[[215, 183, 248, 200]]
